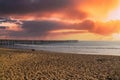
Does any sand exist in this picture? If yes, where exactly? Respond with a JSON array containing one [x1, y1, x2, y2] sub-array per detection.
[[0, 48, 120, 80]]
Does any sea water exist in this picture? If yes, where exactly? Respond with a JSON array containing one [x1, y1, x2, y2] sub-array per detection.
[[12, 41, 120, 56]]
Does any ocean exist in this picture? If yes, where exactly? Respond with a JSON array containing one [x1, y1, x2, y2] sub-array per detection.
[[8, 41, 120, 56]]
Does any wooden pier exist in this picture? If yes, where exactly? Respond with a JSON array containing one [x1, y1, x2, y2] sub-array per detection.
[[0, 39, 78, 46]]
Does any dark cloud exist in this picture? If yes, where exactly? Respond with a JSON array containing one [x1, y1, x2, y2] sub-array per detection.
[[0, 0, 71, 15], [8, 20, 69, 38], [0, 26, 6, 29], [8, 20, 95, 38], [0, 0, 88, 20]]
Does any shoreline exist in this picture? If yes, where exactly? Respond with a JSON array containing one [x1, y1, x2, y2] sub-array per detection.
[[1, 47, 120, 57], [0, 48, 120, 79]]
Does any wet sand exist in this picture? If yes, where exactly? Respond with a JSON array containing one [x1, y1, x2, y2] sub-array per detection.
[[0, 48, 120, 80]]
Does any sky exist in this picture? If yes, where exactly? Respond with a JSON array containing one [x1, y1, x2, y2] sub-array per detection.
[[0, 0, 120, 40]]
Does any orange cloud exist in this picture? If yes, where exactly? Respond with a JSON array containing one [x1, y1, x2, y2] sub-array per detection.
[[93, 20, 120, 35], [74, 0, 119, 21]]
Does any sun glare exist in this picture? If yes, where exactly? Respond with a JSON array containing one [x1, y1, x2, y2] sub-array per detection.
[[112, 33, 120, 40], [106, 0, 120, 21]]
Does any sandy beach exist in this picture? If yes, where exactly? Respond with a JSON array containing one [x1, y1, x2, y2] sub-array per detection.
[[0, 48, 120, 80]]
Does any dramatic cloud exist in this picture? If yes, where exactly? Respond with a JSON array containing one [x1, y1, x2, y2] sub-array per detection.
[[0, 0, 118, 20], [0, 0, 118, 19], [0, 0, 89, 21], [0, 0, 71, 15], [0, 0, 120, 40], [8, 20, 68, 38], [7, 20, 94, 38]]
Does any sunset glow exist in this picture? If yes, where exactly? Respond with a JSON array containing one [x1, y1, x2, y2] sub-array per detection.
[[107, 0, 120, 21], [0, 0, 120, 40], [112, 33, 120, 40]]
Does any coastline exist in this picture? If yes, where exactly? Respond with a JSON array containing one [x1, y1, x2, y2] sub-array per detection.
[[0, 48, 120, 80]]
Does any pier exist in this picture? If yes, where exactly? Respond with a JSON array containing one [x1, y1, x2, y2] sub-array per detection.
[[0, 39, 78, 46]]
